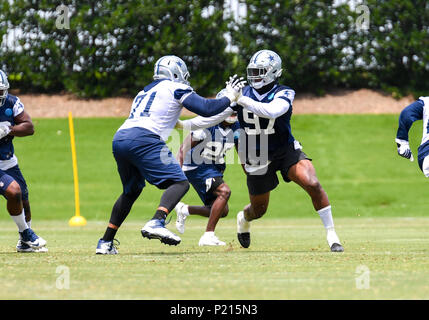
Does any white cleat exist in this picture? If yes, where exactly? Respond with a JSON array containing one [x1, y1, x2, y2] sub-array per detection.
[[96, 239, 119, 255], [17, 239, 50, 253], [198, 232, 226, 246], [237, 211, 251, 248], [16, 239, 35, 253], [175, 202, 188, 234], [327, 228, 344, 252], [141, 219, 181, 246], [19, 228, 47, 249]]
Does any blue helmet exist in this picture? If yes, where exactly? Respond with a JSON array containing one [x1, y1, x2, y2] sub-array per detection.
[[153, 55, 190, 85], [0, 70, 9, 106]]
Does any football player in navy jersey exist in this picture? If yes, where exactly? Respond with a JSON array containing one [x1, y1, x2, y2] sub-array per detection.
[[0, 69, 47, 252], [175, 93, 240, 246], [179, 50, 344, 252], [96, 56, 246, 254], [396, 96, 429, 176]]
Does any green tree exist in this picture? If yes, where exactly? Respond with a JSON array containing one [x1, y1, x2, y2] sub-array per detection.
[[232, 0, 355, 95], [353, 0, 429, 97]]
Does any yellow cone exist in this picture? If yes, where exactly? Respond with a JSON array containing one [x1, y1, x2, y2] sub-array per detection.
[[69, 215, 87, 227]]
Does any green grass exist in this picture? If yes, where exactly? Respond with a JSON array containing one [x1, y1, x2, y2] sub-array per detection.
[[0, 115, 428, 299], [10, 115, 429, 222], [1, 218, 428, 299]]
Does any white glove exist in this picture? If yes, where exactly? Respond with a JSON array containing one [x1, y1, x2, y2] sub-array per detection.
[[0, 121, 11, 139], [396, 139, 414, 162], [223, 74, 246, 103]]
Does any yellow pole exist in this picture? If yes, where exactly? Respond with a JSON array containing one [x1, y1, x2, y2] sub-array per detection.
[[68, 111, 86, 226]]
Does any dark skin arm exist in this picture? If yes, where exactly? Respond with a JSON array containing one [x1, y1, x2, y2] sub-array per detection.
[[234, 143, 247, 174], [177, 133, 201, 167], [9, 111, 34, 137]]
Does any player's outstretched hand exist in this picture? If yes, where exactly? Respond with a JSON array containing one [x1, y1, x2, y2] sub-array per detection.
[[223, 74, 246, 103], [0, 121, 11, 139], [396, 140, 414, 161]]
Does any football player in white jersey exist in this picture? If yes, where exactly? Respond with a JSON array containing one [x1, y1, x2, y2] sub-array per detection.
[[396, 96, 429, 177], [177, 50, 344, 252], [0, 69, 47, 252], [96, 55, 245, 254]]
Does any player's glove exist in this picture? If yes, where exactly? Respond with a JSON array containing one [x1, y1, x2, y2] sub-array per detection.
[[0, 121, 11, 139], [175, 119, 184, 129], [396, 139, 414, 161], [223, 74, 246, 103]]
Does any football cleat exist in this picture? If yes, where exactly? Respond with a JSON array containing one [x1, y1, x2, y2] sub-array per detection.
[[19, 228, 47, 249], [198, 232, 226, 246], [175, 202, 188, 234], [327, 228, 344, 252], [96, 239, 119, 255], [16, 239, 35, 253], [141, 219, 181, 246], [330, 243, 344, 252], [237, 211, 251, 248]]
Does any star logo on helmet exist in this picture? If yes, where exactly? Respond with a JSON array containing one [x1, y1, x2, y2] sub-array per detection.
[[176, 61, 182, 67], [269, 55, 274, 62]]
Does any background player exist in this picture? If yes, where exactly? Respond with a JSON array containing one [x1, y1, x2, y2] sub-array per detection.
[[178, 50, 344, 252], [96, 55, 245, 254], [0, 69, 47, 253], [175, 92, 240, 246], [396, 96, 429, 176]]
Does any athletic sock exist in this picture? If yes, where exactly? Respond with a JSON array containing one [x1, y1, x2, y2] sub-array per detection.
[[102, 227, 117, 242], [12, 210, 29, 233], [152, 210, 167, 221], [27, 220, 31, 228], [317, 205, 334, 231]]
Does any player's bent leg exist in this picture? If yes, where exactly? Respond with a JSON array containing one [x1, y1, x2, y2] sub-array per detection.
[[199, 182, 230, 246], [3, 180, 47, 250], [206, 182, 230, 232], [141, 180, 189, 246], [237, 192, 270, 248], [287, 160, 344, 252]]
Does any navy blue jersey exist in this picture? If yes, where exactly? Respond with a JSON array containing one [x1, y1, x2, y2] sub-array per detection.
[[232, 84, 295, 161], [183, 121, 240, 173], [0, 94, 24, 161]]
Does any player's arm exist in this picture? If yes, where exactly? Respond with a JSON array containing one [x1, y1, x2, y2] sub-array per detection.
[[237, 93, 292, 119], [180, 75, 245, 118], [10, 110, 35, 137], [396, 99, 424, 161], [177, 132, 202, 167], [177, 107, 234, 131], [234, 143, 247, 175]]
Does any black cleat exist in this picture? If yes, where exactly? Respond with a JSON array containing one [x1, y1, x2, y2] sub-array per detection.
[[237, 232, 250, 248], [330, 243, 344, 252], [141, 230, 180, 246]]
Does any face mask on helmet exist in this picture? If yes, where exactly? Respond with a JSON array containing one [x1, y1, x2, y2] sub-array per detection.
[[0, 70, 9, 106], [247, 50, 283, 90], [153, 56, 190, 85]]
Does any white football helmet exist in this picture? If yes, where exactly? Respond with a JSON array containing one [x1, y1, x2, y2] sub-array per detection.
[[153, 55, 190, 85], [247, 50, 283, 89], [0, 70, 9, 106]]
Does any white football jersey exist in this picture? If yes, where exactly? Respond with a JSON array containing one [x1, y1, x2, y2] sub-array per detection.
[[420, 96, 429, 146], [118, 79, 194, 141]]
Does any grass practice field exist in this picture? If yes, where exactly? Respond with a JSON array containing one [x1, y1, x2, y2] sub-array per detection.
[[0, 115, 428, 299]]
